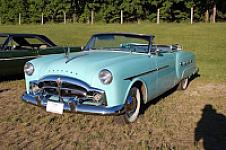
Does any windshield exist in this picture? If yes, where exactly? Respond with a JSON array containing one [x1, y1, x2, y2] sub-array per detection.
[[0, 36, 7, 46], [84, 34, 150, 53]]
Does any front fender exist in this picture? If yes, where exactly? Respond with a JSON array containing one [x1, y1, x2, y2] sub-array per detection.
[[123, 78, 148, 104]]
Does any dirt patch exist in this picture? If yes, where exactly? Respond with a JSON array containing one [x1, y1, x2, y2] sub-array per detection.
[[185, 83, 226, 98], [0, 79, 226, 149]]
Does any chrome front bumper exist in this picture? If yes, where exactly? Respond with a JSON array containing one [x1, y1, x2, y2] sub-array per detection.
[[22, 93, 125, 115]]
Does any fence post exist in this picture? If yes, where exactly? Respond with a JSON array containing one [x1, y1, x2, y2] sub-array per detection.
[[91, 10, 94, 24], [87, 16, 90, 24], [157, 9, 160, 24], [212, 4, 216, 23], [41, 13, 44, 25], [205, 10, 209, 23], [121, 10, 123, 24], [19, 13, 21, 25], [191, 7, 193, 24], [73, 14, 76, 23], [64, 11, 66, 24]]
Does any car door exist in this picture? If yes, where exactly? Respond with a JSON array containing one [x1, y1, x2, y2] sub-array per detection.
[[1, 36, 39, 76], [155, 52, 176, 95], [0, 49, 37, 76]]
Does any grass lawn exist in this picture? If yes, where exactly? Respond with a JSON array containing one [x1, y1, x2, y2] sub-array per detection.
[[1, 23, 225, 81], [0, 23, 226, 149]]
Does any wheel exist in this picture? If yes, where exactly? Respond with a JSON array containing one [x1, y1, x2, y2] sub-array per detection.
[[113, 87, 141, 124], [177, 78, 189, 90]]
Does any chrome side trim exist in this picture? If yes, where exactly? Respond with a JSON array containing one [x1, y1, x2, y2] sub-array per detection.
[[0, 55, 37, 61], [22, 93, 125, 115], [180, 59, 193, 66], [124, 65, 169, 80]]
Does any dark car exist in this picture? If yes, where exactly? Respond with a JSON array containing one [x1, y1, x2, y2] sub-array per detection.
[[0, 33, 81, 77]]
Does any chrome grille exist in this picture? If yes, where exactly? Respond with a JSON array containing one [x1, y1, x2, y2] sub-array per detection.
[[39, 81, 87, 98], [31, 75, 106, 105]]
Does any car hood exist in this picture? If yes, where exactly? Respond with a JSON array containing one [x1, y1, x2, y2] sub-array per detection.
[[35, 51, 146, 85]]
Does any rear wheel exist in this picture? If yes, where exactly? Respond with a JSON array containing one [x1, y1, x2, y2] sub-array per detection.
[[177, 78, 189, 90], [114, 87, 141, 124]]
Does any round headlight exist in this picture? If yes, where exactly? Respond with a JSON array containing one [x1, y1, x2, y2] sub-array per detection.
[[99, 69, 113, 85], [24, 62, 34, 76]]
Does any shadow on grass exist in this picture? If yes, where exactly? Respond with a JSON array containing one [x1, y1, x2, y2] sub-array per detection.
[[194, 104, 226, 149], [140, 73, 200, 115]]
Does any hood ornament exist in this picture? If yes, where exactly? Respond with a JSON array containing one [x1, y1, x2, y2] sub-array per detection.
[[56, 77, 62, 88], [65, 47, 70, 59], [56, 77, 63, 102]]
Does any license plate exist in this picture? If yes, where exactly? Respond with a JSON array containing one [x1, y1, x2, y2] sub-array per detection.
[[46, 101, 64, 114]]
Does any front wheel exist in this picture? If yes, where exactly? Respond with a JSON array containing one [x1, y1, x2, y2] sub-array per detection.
[[114, 87, 141, 124]]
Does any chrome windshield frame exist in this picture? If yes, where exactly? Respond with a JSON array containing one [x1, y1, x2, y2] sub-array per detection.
[[84, 33, 154, 54]]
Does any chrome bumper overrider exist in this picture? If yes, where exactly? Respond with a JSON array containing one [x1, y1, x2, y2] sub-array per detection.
[[22, 93, 125, 115]]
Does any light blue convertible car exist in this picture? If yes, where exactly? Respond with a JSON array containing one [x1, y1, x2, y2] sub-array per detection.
[[22, 33, 198, 123]]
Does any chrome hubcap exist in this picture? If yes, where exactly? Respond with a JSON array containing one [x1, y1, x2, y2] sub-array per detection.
[[126, 96, 138, 117]]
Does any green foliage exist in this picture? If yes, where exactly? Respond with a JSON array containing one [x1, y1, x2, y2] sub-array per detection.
[[0, 0, 226, 23], [28, 0, 46, 23], [0, 0, 28, 23]]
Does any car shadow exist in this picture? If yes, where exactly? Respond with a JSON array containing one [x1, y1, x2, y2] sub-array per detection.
[[194, 104, 226, 149], [140, 73, 200, 115], [140, 84, 178, 115], [190, 72, 200, 82], [0, 74, 24, 82], [0, 88, 10, 93]]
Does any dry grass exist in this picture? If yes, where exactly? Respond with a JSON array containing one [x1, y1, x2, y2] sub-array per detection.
[[0, 79, 225, 149]]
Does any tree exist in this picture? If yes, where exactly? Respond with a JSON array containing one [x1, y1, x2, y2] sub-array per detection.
[[28, 0, 46, 23], [70, 0, 86, 22], [0, 0, 28, 24], [45, 0, 71, 22], [0, 0, 226, 24], [103, 0, 123, 23]]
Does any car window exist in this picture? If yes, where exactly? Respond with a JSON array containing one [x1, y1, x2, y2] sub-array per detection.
[[157, 45, 172, 52], [24, 37, 46, 45], [8, 36, 48, 50], [152, 45, 174, 53], [0, 36, 7, 46]]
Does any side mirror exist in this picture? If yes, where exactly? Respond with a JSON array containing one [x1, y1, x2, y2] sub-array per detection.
[[155, 48, 160, 55], [148, 45, 162, 56], [154, 48, 163, 56]]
